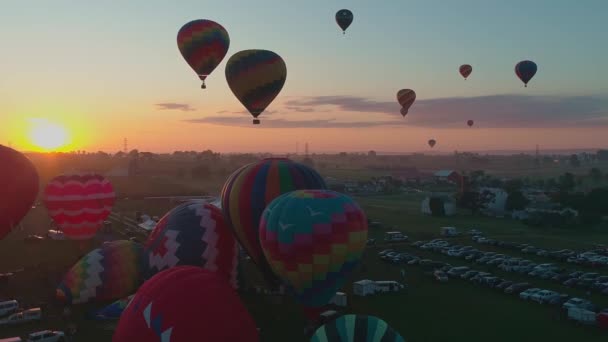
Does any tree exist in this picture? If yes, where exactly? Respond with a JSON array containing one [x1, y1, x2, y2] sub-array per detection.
[[589, 168, 603, 182], [558, 172, 576, 192], [569, 154, 580, 168], [506, 191, 530, 211], [368, 150, 377, 157], [504, 179, 524, 193], [191, 165, 211, 179], [129, 149, 139, 158], [457, 190, 494, 215]]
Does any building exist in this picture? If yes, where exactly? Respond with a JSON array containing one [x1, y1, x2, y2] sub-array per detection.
[[434, 170, 462, 184]]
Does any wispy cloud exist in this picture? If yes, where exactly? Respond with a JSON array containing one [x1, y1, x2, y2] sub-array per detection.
[[185, 95, 608, 128], [156, 103, 195, 112], [184, 116, 398, 128]]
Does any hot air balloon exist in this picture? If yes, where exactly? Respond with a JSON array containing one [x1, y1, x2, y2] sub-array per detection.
[[311, 314, 405, 342], [87, 295, 134, 321], [396, 89, 416, 116], [459, 64, 472, 80], [57, 240, 144, 304], [467, 120, 474, 127], [113, 266, 259, 342], [428, 139, 436, 148], [515, 60, 537, 87], [0, 145, 39, 240], [335, 9, 353, 34], [225, 50, 287, 125], [43, 173, 115, 240], [221, 158, 326, 287], [259, 190, 367, 318], [177, 19, 230, 89], [143, 201, 238, 288]]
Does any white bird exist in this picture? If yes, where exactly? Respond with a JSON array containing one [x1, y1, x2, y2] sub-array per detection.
[[279, 221, 294, 231], [306, 206, 323, 217]]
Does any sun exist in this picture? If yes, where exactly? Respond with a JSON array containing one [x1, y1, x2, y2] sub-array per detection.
[[28, 119, 70, 151]]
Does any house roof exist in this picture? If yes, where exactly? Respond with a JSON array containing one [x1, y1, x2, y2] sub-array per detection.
[[434, 170, 456, 177]]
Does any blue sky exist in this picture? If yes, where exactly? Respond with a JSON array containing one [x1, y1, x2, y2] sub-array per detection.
[[1, 0, 607, 152]]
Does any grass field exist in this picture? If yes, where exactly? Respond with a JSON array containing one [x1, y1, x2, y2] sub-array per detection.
[[2, 190, 608, 341]]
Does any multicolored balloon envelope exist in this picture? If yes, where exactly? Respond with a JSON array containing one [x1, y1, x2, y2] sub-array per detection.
[[311, 315, 405, 342], [335, 9, 353, 34], [259, 190, 368, 310], [177, 19, 230, 89], [43, 173, 115, 240], [221, 158, 327, 286], [0, 145, 39, 240], [459, 64, 472, 80], [57, 240, 144, 304], [396, 89, 416, 116], [225, 49, 287, 124], [515, 60, 538, 87], [428, 139, 436, 148], [143, 201, 238, 288], [88, 295, 135, 321], [113, 266, 259, 342]]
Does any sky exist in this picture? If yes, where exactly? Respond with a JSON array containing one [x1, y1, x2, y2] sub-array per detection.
[[1, 0, 607, 153]]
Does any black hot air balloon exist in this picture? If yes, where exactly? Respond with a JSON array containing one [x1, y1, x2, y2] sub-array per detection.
[[335, 9, 353, 34]]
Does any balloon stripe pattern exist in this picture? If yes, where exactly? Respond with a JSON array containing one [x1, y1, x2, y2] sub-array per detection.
[[57, 240, 144, 304], [177, 19, 230, 80], [143, 201, 238, 288], [259, 190, 368, 308], [221, 159, 326, 285], [43, 174, 115, 240], [0, 145, 39, 240], [515, 60, 538, 87], [311, 314, 405, 342], [225, 50, 287, 121]]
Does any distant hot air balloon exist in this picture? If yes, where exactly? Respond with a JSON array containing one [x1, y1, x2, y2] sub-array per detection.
[[259, 190, 367, 319], [225, 50, 287, 124], [57, 240, 144, 305], [396, 89, 416, 116], [177, 19, 230, 89], [311, 314, 405, 342], [143, 200, 238, 288], [335, 9, 353, 34], [113, 266, 259, 342], [43, 174, 115, 240], [515, 60, 537, 87], [221, 158, 327, 287], [428, 139, 436, 148], [467, 120, 474, 127], [0, 145, 39, 240], [459, 64, 472, 80]]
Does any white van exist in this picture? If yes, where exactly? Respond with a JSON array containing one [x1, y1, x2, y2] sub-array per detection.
[[26, 330, 65, 342], [1, 308, 41, 325], [0, 300, 19, 317]]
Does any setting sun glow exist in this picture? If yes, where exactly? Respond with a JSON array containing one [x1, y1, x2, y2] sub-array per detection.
[[28, 119, 69, 151]]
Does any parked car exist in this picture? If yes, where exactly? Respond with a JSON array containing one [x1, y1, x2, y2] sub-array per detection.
[[551, 273, 572, 283], [26, 330, 66, 342], [562, 298, 595, 312], [0, 300, 19, 317], [460, 270, 480, 280], [411, 241, 425, 247], [0, 308, 42, 325], [407, 257, 421, 265], [495, 280, 514, 290], [520, 288, 542, 300], [24, 235, 45, 243], [505, 282, 531, 294], [532, 290, 561, 304], [481, 276, 502, 288], [547, 294, 570, 306], [470, 272, 492, 283], [447, 266, 470, 278], [378, 249, 394, 257]]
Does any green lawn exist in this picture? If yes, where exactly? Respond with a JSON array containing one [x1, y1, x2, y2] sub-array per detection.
[[2, 192, 608, 341]]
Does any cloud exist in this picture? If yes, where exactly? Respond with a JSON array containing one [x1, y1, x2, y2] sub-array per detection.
[[156, 103, 195, 112], [183, 116, 398, 128], [285, 106, 316, 113], [282, 95, 608, 128]]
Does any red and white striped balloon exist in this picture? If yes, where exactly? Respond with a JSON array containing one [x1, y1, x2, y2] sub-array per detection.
[[43, 174, 116, 240]]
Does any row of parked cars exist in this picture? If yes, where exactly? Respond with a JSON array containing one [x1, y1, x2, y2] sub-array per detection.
[[415, 239, 608, 295], [473, 234, 608, 267]]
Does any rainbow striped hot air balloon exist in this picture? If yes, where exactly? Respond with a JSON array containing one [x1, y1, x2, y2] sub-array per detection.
[[57, 240, 144, 304], [225, 49, 287, 124], [221, 158, 326, 286], [259, 190, 368, 312], [177, 19, 230, 89], [43, 173, 115, 240]]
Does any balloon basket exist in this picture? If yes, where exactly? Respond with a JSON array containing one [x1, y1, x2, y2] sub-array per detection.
[[253, 119, 260, 125]]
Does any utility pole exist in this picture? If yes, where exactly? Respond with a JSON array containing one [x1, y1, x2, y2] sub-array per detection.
[[123, 138, 128, 154]]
